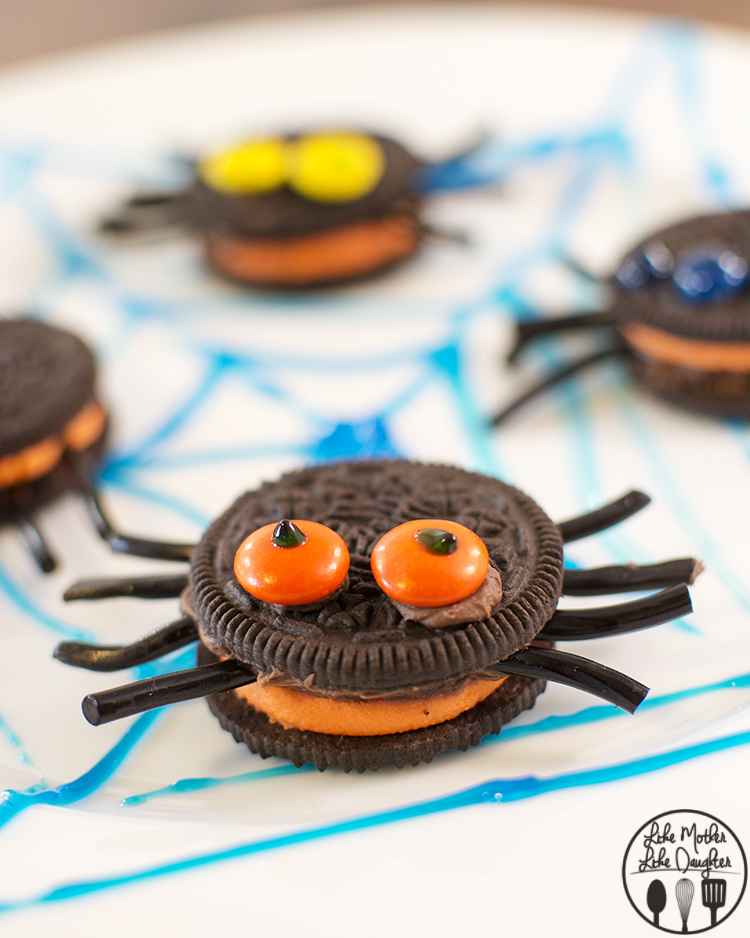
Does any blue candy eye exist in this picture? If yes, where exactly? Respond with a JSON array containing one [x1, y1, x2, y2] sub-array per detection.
[[672, 247, 748, 304], [615, 241, 673, 290]]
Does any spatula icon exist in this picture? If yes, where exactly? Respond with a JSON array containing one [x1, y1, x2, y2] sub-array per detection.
[[646, 879, 667, 926], [676, 878, 695, 933], [701, 878, 726, 927]]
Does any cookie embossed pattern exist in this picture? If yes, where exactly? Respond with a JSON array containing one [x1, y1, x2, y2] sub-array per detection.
[[2, 6, 750, 938]]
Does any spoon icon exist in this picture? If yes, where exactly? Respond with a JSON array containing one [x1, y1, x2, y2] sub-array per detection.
[[647, 879, 667, 927]]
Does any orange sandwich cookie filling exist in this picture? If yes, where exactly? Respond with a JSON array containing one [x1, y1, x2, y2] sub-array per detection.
[[0, 399, 107, 489], [622, 322, 750, 373], [233, 675, 507, 736], [204, 216, 420, 287]]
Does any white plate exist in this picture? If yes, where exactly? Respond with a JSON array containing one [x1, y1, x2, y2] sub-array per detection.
[[1, 4, 750, 935]]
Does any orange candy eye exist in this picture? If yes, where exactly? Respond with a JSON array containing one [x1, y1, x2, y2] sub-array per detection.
[[234, 519, 349, 606], [370, 519, 489, 608]]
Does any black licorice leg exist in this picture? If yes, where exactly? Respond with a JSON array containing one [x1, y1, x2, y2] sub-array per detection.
[[538, 584, 693, 641], [82, 660, 257, 725], [71, 462, 195, 562], [99, 191, 183, 235], [558, 253, 601, 284], [14, 513, 57, 573], [487, 647, 648, 713], [54, 615, 199, 672], [562, 558, 701, 596], [508, 311, 615, 363], [490, 347, 624, 427], [419, 222, 471, 245], [64, 572, 189, 602], [557, 490, 651, 543]]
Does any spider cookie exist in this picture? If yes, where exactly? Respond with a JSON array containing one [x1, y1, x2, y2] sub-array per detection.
[[0, 318, 107, 571], [494, 209, 750, 421], [103, 129, 486, 288], [0, 317, 192, 572], [56, 461, 699, 772]]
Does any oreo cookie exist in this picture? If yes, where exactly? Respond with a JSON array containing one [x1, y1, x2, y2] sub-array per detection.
[[0, 319, 108, 564], [494, 209, 750, 421], [612, 211, 750, 415], [0, 318, 195, 573], [56, 460, 699, 772], [0, 319, 97, 456]]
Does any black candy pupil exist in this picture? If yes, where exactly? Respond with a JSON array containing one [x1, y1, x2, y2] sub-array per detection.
[[272, 519, 307, 548], [415, 528, 458, 555]]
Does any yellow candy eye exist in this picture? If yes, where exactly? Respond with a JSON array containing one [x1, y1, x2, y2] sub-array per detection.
[[287, 132, 385, 203], [199, 138, 287, 194]]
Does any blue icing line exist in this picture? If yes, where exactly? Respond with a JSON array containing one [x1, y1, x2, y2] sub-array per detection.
[[310, 419, 402, 462], [97, 476, 210, 530], [3, 721, 750, 913], [0, 709, 41, 774], [0, 559, 93, 641], [121, 669, 750, 806], [0, 710, 161, 832], [614, 390, 750, 617], [18, 189, 105, 282], [430, 340, 500, 476], [104, 355, 228, 469], [121, 762, 316, 807], [660, 19, 735, 207], [0, 649, 194, 829], [117, 442, 306, 473], [0, 144, 40, 201]]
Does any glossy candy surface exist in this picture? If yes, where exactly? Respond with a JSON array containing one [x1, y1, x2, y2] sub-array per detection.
[[199, 138, 288, 194], [672, 247, 748, 303], [615, 241, 673, 289], [370, 518, 489, 607], [287, 132, 385, 202], [198, 132, 385, 203], [234, 519, 349, 605], [616, 241, 749, 304]]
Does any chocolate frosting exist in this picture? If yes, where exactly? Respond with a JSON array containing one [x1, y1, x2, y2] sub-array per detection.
[[611, 210, 750, 343], [190, 460, 564, 694]]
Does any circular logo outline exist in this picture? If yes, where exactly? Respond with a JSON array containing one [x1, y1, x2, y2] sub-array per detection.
[[622, 809, 747, 933]]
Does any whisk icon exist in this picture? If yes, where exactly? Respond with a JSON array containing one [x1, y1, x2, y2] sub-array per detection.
[[676, 878, 695, 933]]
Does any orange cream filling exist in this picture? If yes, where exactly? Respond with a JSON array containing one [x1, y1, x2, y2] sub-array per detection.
[[234, 676, 506, 736], [0, 399, 106, 489], [205, 216, 420, 286], [623, 323, 750, 373]]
